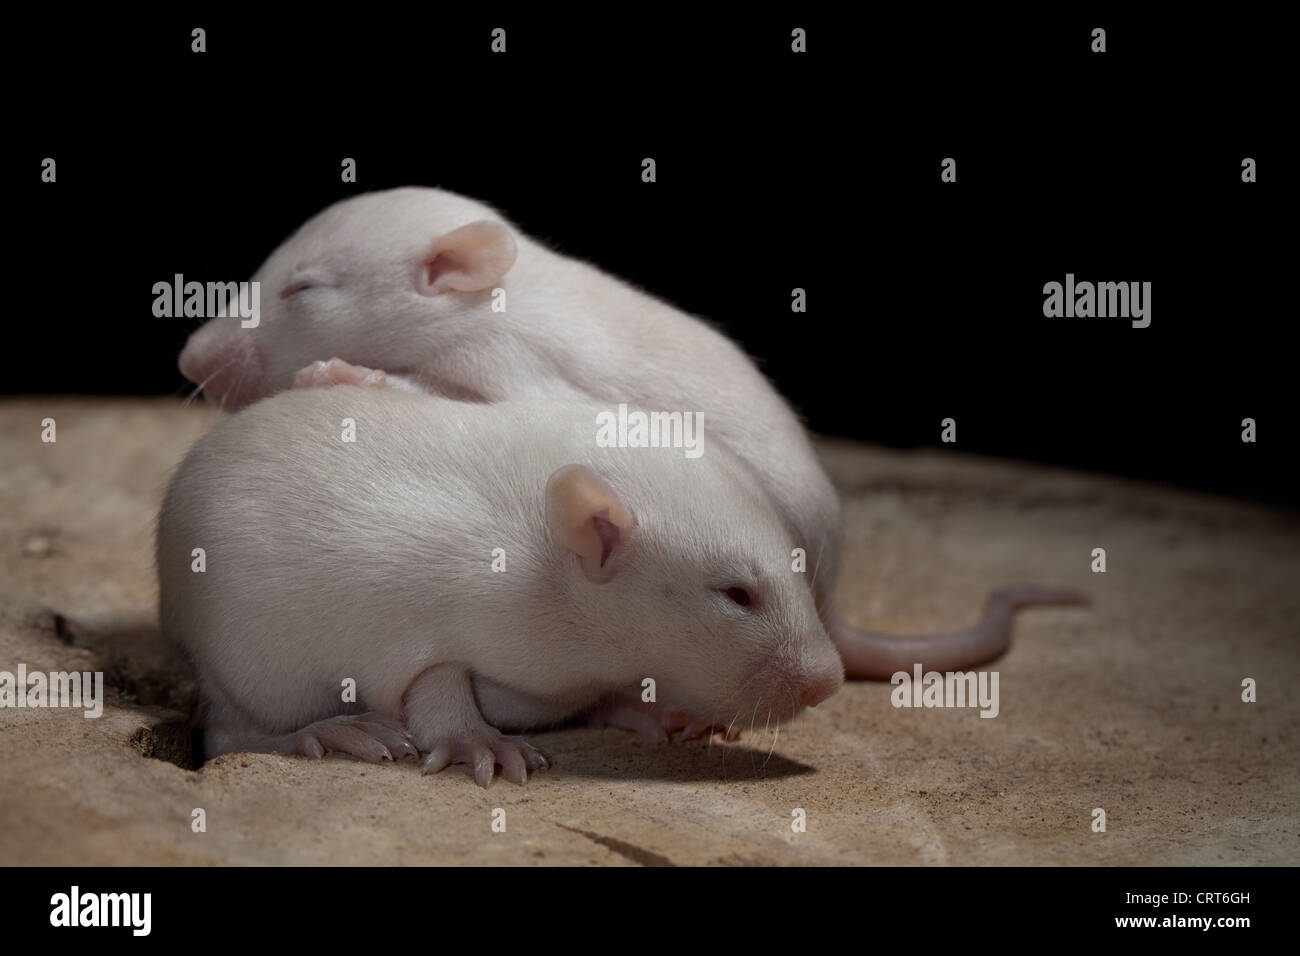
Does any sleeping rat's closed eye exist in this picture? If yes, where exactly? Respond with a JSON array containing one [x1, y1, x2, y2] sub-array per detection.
[[279, 281, 315, 298], [280, 279, 336, 299], [279, 268, 335, 299]]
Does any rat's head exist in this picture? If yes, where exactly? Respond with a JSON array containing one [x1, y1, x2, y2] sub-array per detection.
[[545, 453, 843, 726], [178, 187, 518, 408]]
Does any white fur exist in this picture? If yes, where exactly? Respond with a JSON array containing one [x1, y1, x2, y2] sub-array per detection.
[[158, 387, 842, 754], [180, 187, 845, 640]]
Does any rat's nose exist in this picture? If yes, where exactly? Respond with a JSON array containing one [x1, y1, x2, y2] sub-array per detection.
[[799, 672, 841, 709], [178, 326, 264, 407], [177, 339, 206, 384], [178, 322, 225, 384]]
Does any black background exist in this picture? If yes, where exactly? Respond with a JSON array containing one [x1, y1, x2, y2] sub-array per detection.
[[8, 864, 1281, 941], [13, 11, 1290, 504]]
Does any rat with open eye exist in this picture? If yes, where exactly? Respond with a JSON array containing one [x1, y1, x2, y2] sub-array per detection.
[[157, 386, 844, 785], [178, 187, 1088, 682]]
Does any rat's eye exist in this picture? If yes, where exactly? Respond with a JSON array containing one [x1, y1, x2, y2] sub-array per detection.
[[721, 586, 754, 608], [279, 281, 314, 299]]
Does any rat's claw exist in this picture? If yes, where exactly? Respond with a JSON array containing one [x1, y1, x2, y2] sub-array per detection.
[[496, 745, 529, 785], [473, 747, 496, 788], [421, 743, 453, 775], [286, 712, 414, 763], [353, 720, 418, 759], [418, 730, 547, 787], [517, 742, 548, 771]]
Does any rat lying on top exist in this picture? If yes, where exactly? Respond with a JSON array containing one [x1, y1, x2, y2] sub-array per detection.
[[169, 188, 1086, 776]]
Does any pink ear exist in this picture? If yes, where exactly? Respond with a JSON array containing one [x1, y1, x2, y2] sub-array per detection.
[[416, 220, 517, 295], [545, 465, 636, 580]]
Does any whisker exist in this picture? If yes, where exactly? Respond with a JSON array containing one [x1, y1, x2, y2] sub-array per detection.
[[809, 530, 827, 593], [764, 720, 780, 766], [183, 354, 238, 408], [220, 357, 254, 414]]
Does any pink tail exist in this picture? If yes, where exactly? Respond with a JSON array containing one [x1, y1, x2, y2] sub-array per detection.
[[829, 586, 1091, 680]]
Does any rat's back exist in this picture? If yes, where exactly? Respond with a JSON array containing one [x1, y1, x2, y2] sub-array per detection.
[[158, 387, 561, 733]]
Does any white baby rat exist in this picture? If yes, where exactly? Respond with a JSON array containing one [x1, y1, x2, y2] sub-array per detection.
[[157, 386, 844, 785], [178, 187, 1087, 679]]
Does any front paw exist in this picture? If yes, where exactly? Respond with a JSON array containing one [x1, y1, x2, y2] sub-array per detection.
[[586, 700, 740, 744], [292, 357, 388, 390], [291, 712, 418, 763], [420, 729, 548, 787]]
